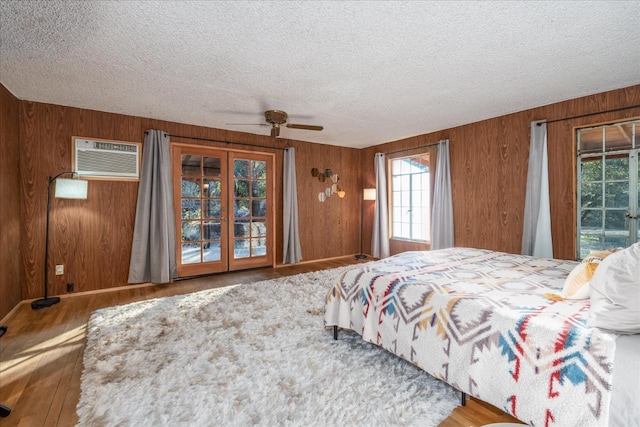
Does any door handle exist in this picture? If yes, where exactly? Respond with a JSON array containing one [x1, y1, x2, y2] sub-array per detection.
[[625, 213, 639, 220]]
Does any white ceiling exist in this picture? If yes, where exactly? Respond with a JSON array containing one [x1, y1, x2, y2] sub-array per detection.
[[1, 1, 639, 149]]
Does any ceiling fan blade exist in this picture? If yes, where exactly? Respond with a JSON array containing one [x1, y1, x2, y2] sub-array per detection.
[[286, 124, 323, 131], [226, 123, 268, 126]]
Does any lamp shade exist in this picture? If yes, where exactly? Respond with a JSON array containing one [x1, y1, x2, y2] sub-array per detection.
[[54, 178, 88, 199], [363, 188, 377, 201]]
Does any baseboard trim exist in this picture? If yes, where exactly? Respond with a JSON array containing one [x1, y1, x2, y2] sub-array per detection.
[[276, 254, 369, 267]]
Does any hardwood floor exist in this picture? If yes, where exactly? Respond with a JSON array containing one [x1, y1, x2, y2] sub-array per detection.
[[0, 256, 522, 426]]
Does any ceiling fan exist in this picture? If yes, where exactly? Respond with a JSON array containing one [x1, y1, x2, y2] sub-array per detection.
[[229, 110, 323, 138]]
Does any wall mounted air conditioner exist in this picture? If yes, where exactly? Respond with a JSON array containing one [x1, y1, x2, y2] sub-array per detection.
[[73, 137, 141, 180]]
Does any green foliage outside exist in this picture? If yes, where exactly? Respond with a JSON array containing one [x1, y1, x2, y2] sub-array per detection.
[[579, 154, 636, 256], [179, 159, 267, 242]]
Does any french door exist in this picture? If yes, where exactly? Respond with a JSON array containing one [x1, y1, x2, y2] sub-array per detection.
[[577, 119, 639, 259], [172, 145, 274, 277]]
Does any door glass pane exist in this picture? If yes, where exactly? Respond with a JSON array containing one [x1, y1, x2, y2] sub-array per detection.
[[251, 180, 266, 197], [205, 179, 221, 197], [203, 241, 221, 262], [251, 200, 266, 217], [203, 200, 221, 219], [182, 178, 201, 197], [182, 155, 201, 175], [234, 220, 250, 238], [182, 243, 201, 264], [252, 160, 266, 179], [251, 238, 267, 256], [203, 221, 221, 240], [203, 156, 221, 177], [251, 220, 266, 237], [234, 180, 250, 198], [234, 159, 250, 178], [181, 221, 201, 241], [181, 199, 201, 219], [234, 239, 250, 258], [234, 200, 250, 217]]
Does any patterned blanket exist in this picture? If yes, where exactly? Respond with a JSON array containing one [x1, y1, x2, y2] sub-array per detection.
[[324, 248, 618, 427]]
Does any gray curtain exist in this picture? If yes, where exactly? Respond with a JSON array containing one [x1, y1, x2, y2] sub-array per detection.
[[283, 147, 302, 263], [371, 153, 390, 258], [521, 120, 554, 257], [431, 140, 454, 250], [128, 130, 177, 283]]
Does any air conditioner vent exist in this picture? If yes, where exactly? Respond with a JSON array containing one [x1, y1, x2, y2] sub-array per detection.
[[73, 137, 141, 180]]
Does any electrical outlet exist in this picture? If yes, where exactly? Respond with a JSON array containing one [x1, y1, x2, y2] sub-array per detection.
[[55, 265, 64, 275], [67, 283, 74, 293]]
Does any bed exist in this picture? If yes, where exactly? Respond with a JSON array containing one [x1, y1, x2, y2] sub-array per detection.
[[324, 247, 640, 427]]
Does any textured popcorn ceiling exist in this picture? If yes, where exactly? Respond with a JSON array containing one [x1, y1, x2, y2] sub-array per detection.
[[1, 1, 639, 148]]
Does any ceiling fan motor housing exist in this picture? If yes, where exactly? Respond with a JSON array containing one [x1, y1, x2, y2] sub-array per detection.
[[265, 110, 288, 125]]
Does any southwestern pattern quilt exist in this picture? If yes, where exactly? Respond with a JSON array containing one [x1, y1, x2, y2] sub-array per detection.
[[324, 248, 618, 427]]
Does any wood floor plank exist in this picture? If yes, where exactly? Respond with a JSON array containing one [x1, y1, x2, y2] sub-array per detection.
[[0, 257, 519, 426]]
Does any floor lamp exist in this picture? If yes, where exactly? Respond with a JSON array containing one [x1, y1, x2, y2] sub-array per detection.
[[31, 172, 88, 310], [355, 188, 377, 259]]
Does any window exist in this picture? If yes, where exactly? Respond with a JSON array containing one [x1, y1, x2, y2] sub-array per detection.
[[577, 119, 639, 258], [389, 153, 431, 242]]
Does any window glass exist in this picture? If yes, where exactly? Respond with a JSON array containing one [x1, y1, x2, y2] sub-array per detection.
[[389, 153, 430, 242], [576, 119, 639, 259], [605, 123, 633, 152]]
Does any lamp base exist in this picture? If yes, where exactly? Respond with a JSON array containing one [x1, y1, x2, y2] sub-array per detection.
[[355, 254, 368, 260], [0, 403, 10, 418], [31, 297, 61, 310]]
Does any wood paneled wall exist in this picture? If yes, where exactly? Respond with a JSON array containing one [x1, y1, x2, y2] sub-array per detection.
[[362, 85, 640, 260], [0, 84, 22, 319], [7, 84, 639, 307], [18, 102, 361, 299]]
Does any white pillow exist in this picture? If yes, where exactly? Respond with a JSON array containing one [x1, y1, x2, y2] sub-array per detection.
[[562, 250, 614, 300], [589, 243, 640, 334]]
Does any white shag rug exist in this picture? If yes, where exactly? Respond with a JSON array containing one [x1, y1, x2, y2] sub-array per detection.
[[77, 267, 459, 426]]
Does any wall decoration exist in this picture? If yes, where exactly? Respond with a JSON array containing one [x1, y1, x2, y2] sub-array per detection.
[[311, 168, 345, 200]]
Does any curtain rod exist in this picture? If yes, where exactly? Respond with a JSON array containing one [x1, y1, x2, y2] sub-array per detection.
[[382, 139, 445, 156], [536, 104, 640, 126], [145, 131, 287, 151]]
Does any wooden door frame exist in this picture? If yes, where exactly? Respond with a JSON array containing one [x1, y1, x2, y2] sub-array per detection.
[[227, 150, 276, 271], [172, 143, 276, 277], [172, 145, 229, 277]]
